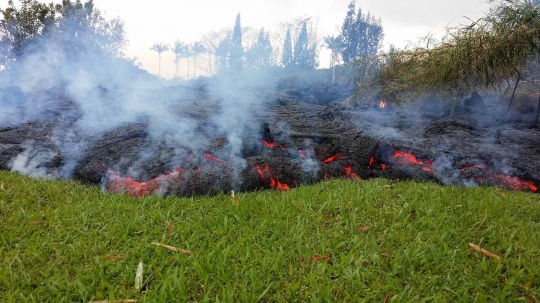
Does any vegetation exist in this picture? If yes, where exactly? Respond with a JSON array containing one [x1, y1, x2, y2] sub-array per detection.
[[0, 0, 127, 68], [341, 0, 384, 63], [354, 0, 540, 106], [1, 170, 539, 301], [149, 42, 170, 78]]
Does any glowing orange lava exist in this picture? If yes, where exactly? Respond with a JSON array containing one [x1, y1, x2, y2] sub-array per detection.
[[393, 150, 424, 165], [461, 163, 537, 192], [106, 168, 184, 197], [204, 153, 223, 164], [323, 154, 341, 164], [343, 166, 360, 180], [367, 155, 376, 169], [261, 140, 277, 148], [252, 164, 290, 191], [494, 174, 538, 192], [381, 164, 387, 170]]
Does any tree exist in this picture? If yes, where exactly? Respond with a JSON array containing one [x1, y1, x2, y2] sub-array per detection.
[[341, 0, 357, 63], [293, 22, 317, 69], [215, 33, 231, 72], [0, 0, 127, 68], [245, 28, 273, 69], [229, 13, 243, 71], [172, 40, 187, 78], [200, 29, 230, 75], [354, 11, 383, 58], [191, 41, 206, 78], [323, 35, 345, 84], [150, 42, 169, 78], [281, 28, 293, 67], [340, 1, 383, 62]]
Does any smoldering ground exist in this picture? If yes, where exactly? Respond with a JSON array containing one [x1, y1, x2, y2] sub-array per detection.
[[1, 15, 539, 195]]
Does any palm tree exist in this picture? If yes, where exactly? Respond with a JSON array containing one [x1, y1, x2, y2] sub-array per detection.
[[172, 40, 188, 79], [323, 35, 345, 84], [150, 42, 170, 78], [191, 41, 207, 78], [184, 44, 194, 80]]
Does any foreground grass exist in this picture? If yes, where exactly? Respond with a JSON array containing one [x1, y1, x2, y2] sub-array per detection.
[[0, 171, 539, 302]]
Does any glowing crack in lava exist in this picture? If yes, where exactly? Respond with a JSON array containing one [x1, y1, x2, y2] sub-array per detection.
[[368, 155, 376, 169], [392, 150, 433, 172], [106, 168, 184, 197], [494, 174, 538, 192], [204, 153, 223, 164], [260, 140, 277, 148], [323, 154, 342, 164], [298, 150, 313, 159], [252, 164, 291, 191], [343, 166, 360, 180], [461, 164, 538, 192]]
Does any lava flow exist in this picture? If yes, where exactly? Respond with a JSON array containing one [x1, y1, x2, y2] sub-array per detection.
[[261, 140, 277, 148], [461, 164, 538, 192], [204, 153, 224, 164], [343, 166, 360, 180], [252, 164, 291, 191], [392, 150, 433, 172], [323, 154, 342, 164], [106, 168, 184, 197]]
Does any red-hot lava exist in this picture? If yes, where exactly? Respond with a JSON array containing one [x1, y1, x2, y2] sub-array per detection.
[[368, 155, 376, 169], [261, 140, 277, 148], [252, 164, 291, 191], [204, 153, 223, 164], [323, 154, 342, 164], [343, 166, 360, 180], [391, 149, 433, 172], [298, 150, 313, 159], [461, 164, 538, 192], [106, 168, 184, 197]]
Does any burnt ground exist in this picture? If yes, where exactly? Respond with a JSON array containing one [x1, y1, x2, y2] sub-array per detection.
[[0, 81, 539, 196]]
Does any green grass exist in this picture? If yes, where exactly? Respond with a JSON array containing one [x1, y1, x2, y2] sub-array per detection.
[[1, 171, 539, 302]]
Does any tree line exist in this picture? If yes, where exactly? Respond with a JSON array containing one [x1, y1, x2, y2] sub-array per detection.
[[1, 0, 383, 80], [150, 1, 383, 79], [0, 0, 127, 69]]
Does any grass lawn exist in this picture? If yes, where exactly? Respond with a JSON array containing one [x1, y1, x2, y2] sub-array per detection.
[[1, 170, 539, 302]]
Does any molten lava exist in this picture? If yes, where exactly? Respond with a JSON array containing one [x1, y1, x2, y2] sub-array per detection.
[[298, 150, 314, 159], [204, 153, 223, 164], [393, 150, 424, 165], [106, 168, 184, 197], [381, 164, 387, 170], [261, 140, 277, 148], [252, 164, 290, 191], [368, 155, 376, 169], [323, 154, 341, 164], [494, 174, 538, 192], [391, 149, 433, 172], [343, 166, 360, 180], [460, 163, 537, 192]]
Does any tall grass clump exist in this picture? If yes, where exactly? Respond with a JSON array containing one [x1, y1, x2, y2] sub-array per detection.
[[353, 0, 540, 106]]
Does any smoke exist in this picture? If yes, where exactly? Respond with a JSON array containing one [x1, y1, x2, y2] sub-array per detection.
[[0, 14, 300, 192]]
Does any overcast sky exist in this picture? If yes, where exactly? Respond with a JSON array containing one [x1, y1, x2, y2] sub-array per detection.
[[1, 0, 492, 78]]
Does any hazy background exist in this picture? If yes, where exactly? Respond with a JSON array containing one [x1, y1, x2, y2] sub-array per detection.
[[0, 0, 491, 78]]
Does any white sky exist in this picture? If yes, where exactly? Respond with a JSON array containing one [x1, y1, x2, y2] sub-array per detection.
[[1, 0, 492, 78]]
